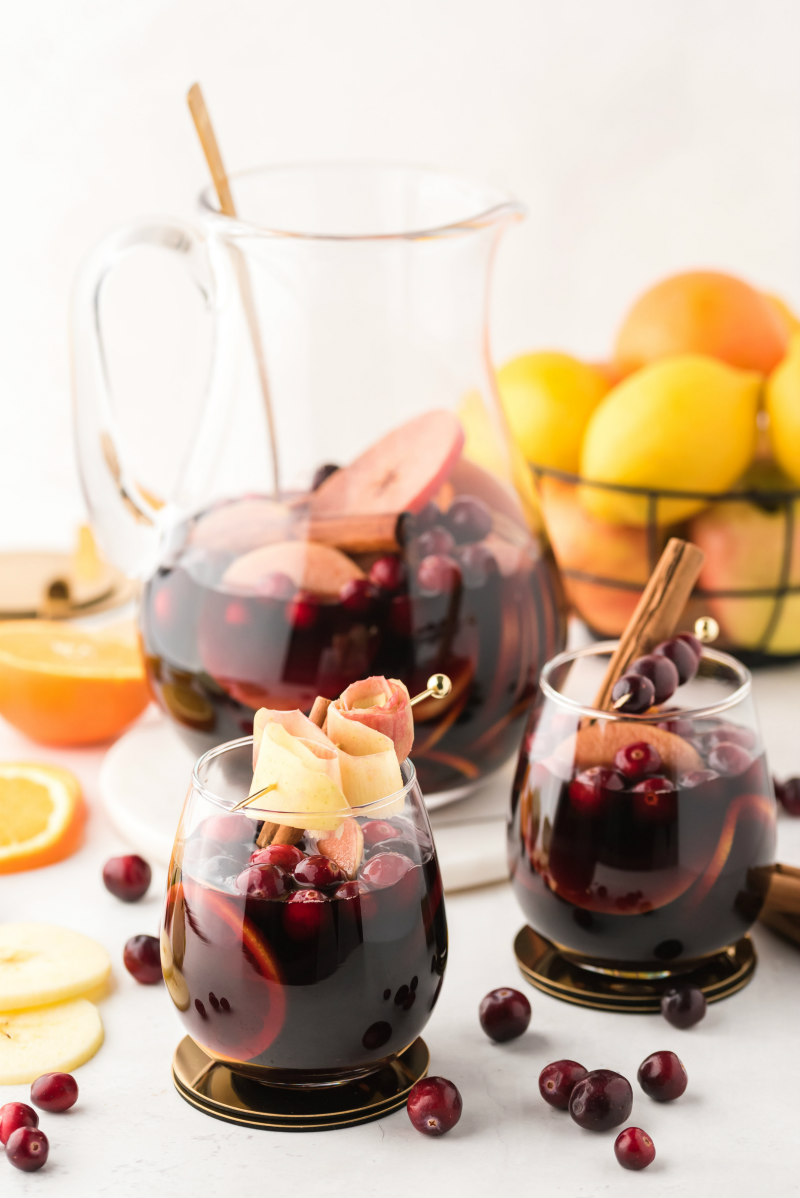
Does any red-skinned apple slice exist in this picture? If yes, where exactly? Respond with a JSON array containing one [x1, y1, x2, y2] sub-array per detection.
[[315, 818, 365, 878], [555, 722, 702, 775], [449, 457, 527, 526], [188, 498, 292, 555], [222, 540, 364, 598], [310, 410, 465, 517]]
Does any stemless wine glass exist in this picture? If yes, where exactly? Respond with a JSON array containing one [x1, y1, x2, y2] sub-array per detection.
[[161, 738, 447, 1090], [508, 642, 777, 986]]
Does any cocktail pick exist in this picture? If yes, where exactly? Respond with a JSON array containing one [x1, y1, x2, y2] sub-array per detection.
[[186, 83, 281, 495], [411, 674, 454, 706]]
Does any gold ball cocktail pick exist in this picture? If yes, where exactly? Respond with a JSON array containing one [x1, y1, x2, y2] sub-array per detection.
[[694, 616, 720, 644], [410, 674, 453, 707]]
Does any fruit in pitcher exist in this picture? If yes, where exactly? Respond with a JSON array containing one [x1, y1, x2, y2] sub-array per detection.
[[0, 763, 85, 874], [0, 999, 104, 1085], [497, 351, 609, 472], [0, 924, 111, 1010], [223, 540, 364, 599], [580, 356, 760, 526], [613, 269, 787, 374]]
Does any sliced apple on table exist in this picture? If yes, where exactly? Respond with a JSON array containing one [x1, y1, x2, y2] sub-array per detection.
[[0, 923, 111, 1011], [0, 998, 104, 1085]]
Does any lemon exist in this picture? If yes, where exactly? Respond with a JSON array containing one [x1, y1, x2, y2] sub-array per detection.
[[496, 352, 609, 473], [580, 355, 760, 526], [766, 333, 800, 484]]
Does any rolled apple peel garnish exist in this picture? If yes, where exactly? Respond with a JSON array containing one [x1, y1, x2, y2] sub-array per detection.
[[246, 723, 347, 832], [330, 676, 415, 761]]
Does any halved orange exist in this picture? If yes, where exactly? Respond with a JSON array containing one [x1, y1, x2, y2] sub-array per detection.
[[0, 762, 86, 873], [0, 620, 150, 746]]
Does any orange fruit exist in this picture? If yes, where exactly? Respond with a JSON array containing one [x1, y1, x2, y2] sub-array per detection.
[[0, 621, 150, 746], [614, 269, 788, 374], [0, 763, 85, 873]]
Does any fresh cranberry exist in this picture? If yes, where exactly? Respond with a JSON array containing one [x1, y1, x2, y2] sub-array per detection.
[[657, 715, 694, 738], [775, 776, 800, 816], [615, 1127, 656, 1170], [538, 1060, 588, 1110], [339, 577, 378, 615], [360, 851, 414, 889], [637, 1050, 687, 1101], [614, 741, 662, 780], [569, 1069, 633, 1131], [102, 854, 152, 902], [632, 776, 676, 821], [415, 526, 456, 558], [334, 880, 364, 901], [259, 571, 296, 601], [478, 987, 531, 1042], [706, 724, 757, 750], [369, 555, 406, 594], [630, 654, 679, 704], [6, 1127, 48, 1172], [235, 863, 288, 900], [569, 766, 624, 812], [676, 631, 703, 657], [249, 844, 304, 870], [311, 463, 339, 490], [416, 554, 462, 597], [406, 1076, 463, 1136], [286, 590, 320, 631], [413, 502, 441, 532], [0, 1102, 38, 1144], [654, 636, 699, 684], [201, 812, 255, 845], [293, 854, 345, 889], [123, 934, 163, 985], [457, 543, 498, 589], [388, 594, 413, 636], [679, 768, 720, 789], [361, 819, 403, 848], [707, 741, 751, 776], [661, 985, 707, 1028], [611, 673, 655, 714], [283, 889, 327, 938], [30, 1072, 78, 1113], [446, 496, 493, 543]]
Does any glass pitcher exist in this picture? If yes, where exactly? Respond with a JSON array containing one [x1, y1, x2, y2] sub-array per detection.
[[73, 163, 567, 800]]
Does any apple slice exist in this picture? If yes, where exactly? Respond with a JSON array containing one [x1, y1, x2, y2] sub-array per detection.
[[325, 705, 405, 813], [222, 540, 364, 598], [249, 723, 347, 831], [555, 722, 702, 775], [252, 707, 333, 768], [310, 410, 465, 517], [316, 818, 365, 879], [188, 498, 292, 555], [449, 457, 527, 526], [331, 676, 414, 761]]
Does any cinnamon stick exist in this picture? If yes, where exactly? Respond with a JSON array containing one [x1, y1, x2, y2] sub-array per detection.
[[593, 538, 704, 711], [304, 512, 400, 554], [758, 863, 800, 948], [255, 694, 331, 848]]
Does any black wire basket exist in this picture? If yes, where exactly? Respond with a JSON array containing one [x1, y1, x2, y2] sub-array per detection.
[[532, 464, 800, 664]]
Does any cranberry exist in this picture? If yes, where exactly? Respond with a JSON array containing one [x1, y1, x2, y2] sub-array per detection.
[[283, 889, 327, 938], [706, 724, 756, 750], [406, 1076, 463, 1136], [369, 555, 406, 594], [569, 1069, 633, 1131], [293, 854, 345, 889], [334, 880, 364, 900], [456, 543, 498, 589], [661, 985, 707, 1029], [615, 1126, 656, 1170], [0, 1102, 38, 1144], [478, 987, 531, 1042], [446, 495, 493, 543], [286, 591, 319, 631], [416, 554, 462, 597], [311, 463, 339, 489], [339, 577, 378, 615], [360, 851, 414, 889], [679, 768, 720, 789], [413, 502, 441, 533], [235, 863, 288, 900], [538, 1060, 588, 1110], [632, 776, 676, 821], [676, 631, 703, 658], [654, 636, 699, 684], [637, 1050, 687, 1101], [102, 854, 151, 902], [362, 819, 403, 847], [568, 766, 624, 812], [707, 741, 751, 776], [614, 741, 662, 780], [259, 571, 296, 601], [388, 594, 413, 636], [611, 673, 655, 714], [775, 776, 800, 816], [250, 844, 304, 870], [6, 1127, 48, 1172], [123, 934, 163, 985], [657, 715, 695, 738], [415, 526, 456, 558], [630, 654, 679, 704], [201, 811, 255, 845], [30, 1072, 78, 1113]]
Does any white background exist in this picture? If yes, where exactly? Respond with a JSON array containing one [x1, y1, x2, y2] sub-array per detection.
[[3, 0, 800, 548]]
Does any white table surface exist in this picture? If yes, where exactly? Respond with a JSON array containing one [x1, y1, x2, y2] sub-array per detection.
[[2, 660, 800, 1198]]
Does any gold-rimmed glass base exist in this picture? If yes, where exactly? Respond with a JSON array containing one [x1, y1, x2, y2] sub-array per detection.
[[513, 925, 756, 1013], [171, 1036, 429, 1130]]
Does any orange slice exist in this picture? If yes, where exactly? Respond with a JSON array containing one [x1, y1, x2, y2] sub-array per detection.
[[0, 620, 150, 746], [0, 763, 85, 873]]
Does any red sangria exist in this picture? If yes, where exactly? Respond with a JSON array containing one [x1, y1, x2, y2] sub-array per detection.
[[509, 642, 776, 972], [141, 412, 566, 799]]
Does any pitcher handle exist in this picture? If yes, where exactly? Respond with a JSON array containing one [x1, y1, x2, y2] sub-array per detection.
[[71, 218, 235, 578]]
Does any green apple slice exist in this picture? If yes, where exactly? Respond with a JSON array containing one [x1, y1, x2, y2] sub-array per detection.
[[326, 704, 405, 813], [249, 723, 347, 831]]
